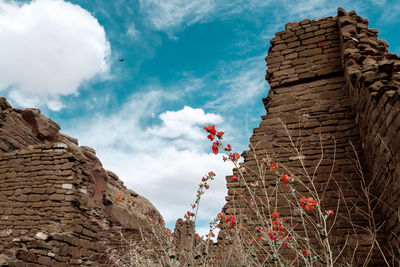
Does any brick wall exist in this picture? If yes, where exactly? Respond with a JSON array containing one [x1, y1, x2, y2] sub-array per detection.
[[0, 100, 163, 266], [219, 8, 398, 265]]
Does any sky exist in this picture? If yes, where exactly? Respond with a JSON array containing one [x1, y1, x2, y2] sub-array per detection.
[[0, 0, 399, 235]]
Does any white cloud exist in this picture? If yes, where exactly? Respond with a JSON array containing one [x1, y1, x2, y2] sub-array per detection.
[[207, 56, 267, 111], [138, 0, 383, 37], [0, 0, 110, 111], [67, 90, 233, 231], [147, 106, 222, 141], [138, 0, 279, 36], [126, 23, 140, 39], [138, 0, 215, 35], [377, 1, 400, 23]]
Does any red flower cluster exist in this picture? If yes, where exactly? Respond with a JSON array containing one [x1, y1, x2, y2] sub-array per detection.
[[216, 131, 224, 138], [272, 212, 279, 219], [204, 125, 216, 141], [115, 193, 125, 202], [281, 174, 289, 184], [217, 213, 235, 229], [280, 173, 294, 184], [204, 125, 228, 155], [164, 229, 171, 235], [184, 210, 195, 219], [115, 193, 136, 206], [229, 152, 240, 162], [253, 217, 288, 247], [301, 249, 309, 256], [269, 162, 278, 171], [272, 219, 285, 233], [204, 125, 224, 141], [212, 141, 220, 154], [300, 196, 317, 212]]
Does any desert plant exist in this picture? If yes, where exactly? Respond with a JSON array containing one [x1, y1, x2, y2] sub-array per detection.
[[108, 123, 393, 266]]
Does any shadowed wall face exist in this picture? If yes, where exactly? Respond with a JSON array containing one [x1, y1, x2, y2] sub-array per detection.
[[337, 8, 400, 254]]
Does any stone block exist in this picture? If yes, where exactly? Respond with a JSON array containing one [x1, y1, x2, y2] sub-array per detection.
[[299, 47, 322, 57]]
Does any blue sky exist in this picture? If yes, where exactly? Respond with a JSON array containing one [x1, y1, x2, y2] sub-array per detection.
[[0, 0, 399, 235]]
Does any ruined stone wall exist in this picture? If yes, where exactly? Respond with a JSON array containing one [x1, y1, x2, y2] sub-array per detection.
[[0, 98, 163, 266], [337, 8, 400, 251], [219, 9, 398, 265]]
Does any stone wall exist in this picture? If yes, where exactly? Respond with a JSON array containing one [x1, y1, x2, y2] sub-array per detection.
[[337, 8, 400, 252], [0, 98, 163, 266], [219, 8, 398, 265]]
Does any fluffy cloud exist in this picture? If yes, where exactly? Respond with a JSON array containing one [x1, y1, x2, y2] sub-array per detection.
[[147, 106, 222, 141], [0, 0, 110, 110], [67, 91, 233, 233]]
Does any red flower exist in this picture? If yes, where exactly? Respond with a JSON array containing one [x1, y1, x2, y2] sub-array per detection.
[[272, 220, 279, 230], [205, 184, 210, 189], [204, 125, 216, 134], [284, 241, 289, 248], [225, 215, 235, 228], [216, 131, 224, 138], [300, 196, 306, 207], [212, 142, 219, 154], [231, 176, 238, 181], [301, 249, 309, 256], [300, 196, 317, 212], [269, 162, 277, 171], [229, 152, 240, 161], [326, 210, 334, 216], [272, 212, 279, 219], [207, 133, 215, 141], [281, 174, 289, 184], [226, 144, 232, 151]]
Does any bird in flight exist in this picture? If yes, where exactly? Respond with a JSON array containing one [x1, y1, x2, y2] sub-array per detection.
[[119, 59, 126, 62]]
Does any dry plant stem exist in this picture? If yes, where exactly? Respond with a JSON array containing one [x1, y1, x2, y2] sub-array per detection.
[[223, 148, 285, 267], [281, 120, 333, 266], [350, 141, 391, 267], [110, 122, 396, 266]]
